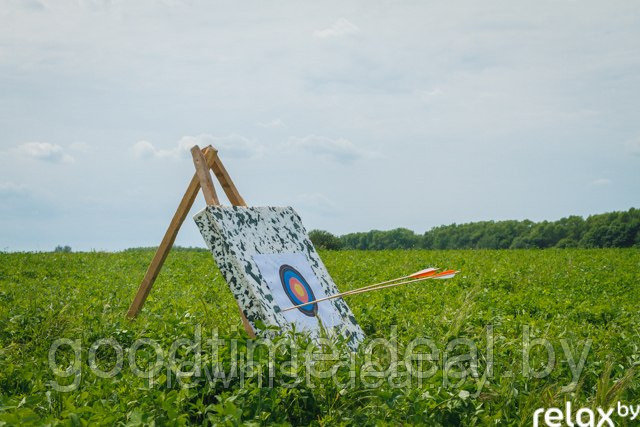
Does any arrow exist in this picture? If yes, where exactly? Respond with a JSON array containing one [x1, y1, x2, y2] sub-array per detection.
[[280, 268, 459, 313], [337, 267, 438, 298]]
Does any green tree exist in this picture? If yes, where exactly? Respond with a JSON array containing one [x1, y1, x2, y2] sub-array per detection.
[[308, 230, 343, 250]]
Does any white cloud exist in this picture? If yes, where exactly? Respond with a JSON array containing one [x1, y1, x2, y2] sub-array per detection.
[[314, 18, 359, 39], [131, 140, 161, 159], [16, 142, 74, 163], [0, 182, 28, 195], [132, 134, 262, 160], [592, 178, 612, 186], [287, 135, 376, 164], [131, 139, 192, 159], [420, 87, 444, 101], [257, 118, 286, 129]]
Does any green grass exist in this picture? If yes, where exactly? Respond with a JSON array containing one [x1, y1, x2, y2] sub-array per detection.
[[0, 249, 639, 425]]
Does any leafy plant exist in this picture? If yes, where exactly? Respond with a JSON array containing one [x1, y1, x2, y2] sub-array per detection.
[[0, 249, 638, 425]]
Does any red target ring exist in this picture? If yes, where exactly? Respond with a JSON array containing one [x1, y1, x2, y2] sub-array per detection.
[[279, 264, 318, 317]]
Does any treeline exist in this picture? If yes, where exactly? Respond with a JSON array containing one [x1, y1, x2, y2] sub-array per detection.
[[309, 208, 640, 250]]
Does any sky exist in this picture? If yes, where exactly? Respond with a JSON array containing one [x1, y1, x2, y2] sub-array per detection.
[[1, 0, 639, 251]]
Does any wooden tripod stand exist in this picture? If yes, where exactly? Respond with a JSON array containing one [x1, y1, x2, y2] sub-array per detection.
[[126, 144, 255, 338]]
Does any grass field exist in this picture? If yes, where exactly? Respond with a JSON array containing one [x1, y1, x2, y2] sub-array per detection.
[[0, 249, 639, 425]]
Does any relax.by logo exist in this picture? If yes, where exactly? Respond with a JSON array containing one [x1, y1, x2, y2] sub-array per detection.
[[533, 402, 640, 427]]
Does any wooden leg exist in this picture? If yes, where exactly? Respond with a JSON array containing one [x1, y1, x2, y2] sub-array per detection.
[[209, 154, 255, 337], [126, 147, 217, 318], [240, 309, 256, 338], [191, 145, 220, 205], [191, 145, 255, 337], [127, 145, 256, 339]]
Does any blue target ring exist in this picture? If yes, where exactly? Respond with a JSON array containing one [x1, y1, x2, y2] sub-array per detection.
[[279, 264, 318, 317]]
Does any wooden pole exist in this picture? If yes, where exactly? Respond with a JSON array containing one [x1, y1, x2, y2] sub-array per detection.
[[190, 145, 255, 338], [126, 146, 217, 318], [207, 153, 255, 337], [191, 146, 219, 205], [127, 144, 256, 338]]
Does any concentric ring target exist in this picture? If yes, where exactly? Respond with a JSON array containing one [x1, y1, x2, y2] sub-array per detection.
[[279, 264, 318, 317]]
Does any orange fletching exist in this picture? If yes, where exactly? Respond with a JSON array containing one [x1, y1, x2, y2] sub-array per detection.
[[432, 269, 459, 279], [409, 267, 438, 279]]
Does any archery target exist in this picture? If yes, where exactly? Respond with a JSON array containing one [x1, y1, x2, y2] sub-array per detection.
[[253, 253, 343, 332], [279, 264, 318, 317]]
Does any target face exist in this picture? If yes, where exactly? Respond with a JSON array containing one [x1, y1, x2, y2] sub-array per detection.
[[279, 264, 318, 317], [253, 253, 345, 333]]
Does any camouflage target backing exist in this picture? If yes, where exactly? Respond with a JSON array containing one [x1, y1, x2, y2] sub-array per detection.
[[194, 206, 364, 346]]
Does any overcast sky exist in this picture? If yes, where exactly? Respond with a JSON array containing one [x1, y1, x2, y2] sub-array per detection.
[[1, 0, 639, 251]]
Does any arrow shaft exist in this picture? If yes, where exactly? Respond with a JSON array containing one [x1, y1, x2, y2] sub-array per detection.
[[281, 274, 439, 313], [327, 267, 438, 300], [325, 268, 439, 300], [336, 274, 411, 297]]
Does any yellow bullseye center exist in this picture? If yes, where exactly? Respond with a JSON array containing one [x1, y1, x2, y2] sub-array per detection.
[[290, 278, 308, 303]]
